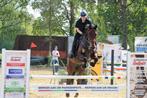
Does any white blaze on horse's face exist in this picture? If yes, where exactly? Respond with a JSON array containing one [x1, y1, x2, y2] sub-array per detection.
[[90, 59, 95, 63], [89, 42, 93, 49]]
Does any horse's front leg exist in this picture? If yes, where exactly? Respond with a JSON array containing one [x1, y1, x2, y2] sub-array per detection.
[[66, 74, 74, 98], [74, 79, 87, 98], [74, 67, 88, 98]]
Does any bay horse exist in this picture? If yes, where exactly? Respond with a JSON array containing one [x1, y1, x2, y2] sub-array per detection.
[[66, 24, 98, 98]]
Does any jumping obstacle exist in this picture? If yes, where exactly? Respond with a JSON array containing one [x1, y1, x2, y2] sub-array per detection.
[[30, 75, 126, 93], [2, 49, 147, 98]]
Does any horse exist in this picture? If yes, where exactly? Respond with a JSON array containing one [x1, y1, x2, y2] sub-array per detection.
[[66, 24, 98, 98]]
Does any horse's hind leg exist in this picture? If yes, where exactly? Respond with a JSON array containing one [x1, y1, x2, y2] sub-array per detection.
[[66, 79, 74, 98], [66, 93, 70, 98]]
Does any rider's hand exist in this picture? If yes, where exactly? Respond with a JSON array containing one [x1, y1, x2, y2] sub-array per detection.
[[79, 31, 83, 35], [76, 28, 83, 35]]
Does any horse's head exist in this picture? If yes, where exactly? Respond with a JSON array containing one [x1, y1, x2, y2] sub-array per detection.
[[83, 24, 98, 67], [85, 24, 97, 48]]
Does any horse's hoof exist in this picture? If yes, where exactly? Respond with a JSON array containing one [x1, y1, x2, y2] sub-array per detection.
[[66, 93, 70, 98], [74, 93, 79, 98]]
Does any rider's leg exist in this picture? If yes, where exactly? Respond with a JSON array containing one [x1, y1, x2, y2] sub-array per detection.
[[71, 34, 81, 57], [71, 40, 77, 57]]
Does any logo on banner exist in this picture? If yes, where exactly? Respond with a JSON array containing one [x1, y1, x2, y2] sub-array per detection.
[[133, 61, 146, 65], [10, 57, 21, 61], [6, 75, 24, 79], [6, 63, 25, 67], [9, 69, 22, 74]]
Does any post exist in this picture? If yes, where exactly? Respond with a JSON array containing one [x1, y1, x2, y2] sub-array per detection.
[[111, 50, 114, 85], [127, 52, 130, 98]]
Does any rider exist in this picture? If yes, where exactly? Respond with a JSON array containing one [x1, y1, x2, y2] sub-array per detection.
[[71, 11, 92, 58]]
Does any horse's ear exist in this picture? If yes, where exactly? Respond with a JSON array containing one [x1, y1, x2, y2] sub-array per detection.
[[94, 25, 97, 30]]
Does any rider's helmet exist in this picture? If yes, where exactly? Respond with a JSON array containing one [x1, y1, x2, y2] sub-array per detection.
[[80, 11, 87, 17]]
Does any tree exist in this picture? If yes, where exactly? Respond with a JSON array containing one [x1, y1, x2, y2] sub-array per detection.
[[0, 0, 32, 49], [127, 0, 146, 51], [31, 0, 146, 51]]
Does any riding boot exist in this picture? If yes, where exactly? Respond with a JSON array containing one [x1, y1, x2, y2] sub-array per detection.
[[70, 44, 76, 58], [70, 39, 79, 58], [70, 33, 82, 58], [70, 45, 76, 58]]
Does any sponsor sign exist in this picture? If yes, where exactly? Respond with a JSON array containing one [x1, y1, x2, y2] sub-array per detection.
[[135, 37, 147, 52], [1, 49, 30, 98], [128, 53, 147, 98]]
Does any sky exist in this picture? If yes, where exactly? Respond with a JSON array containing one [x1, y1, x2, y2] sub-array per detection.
[[26, 1, 41, 19], [26, 0, 98, 19]]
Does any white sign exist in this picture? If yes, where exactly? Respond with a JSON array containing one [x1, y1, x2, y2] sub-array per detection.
[[103, 44, 122, 64], [68, 36, 74, 54], [107, 35, 120, 44], [127, 53, 147, 98], [135, 37, 147, 52], [1, 49, 30, 98]]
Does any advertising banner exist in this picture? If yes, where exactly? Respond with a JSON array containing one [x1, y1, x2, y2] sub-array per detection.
[[135, 37, 147, 52], [128, 53, 147, 98], [1, 49, 30, 98]]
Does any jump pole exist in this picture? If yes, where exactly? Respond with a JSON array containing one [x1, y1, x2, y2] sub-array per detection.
[[111, 50, 114, 85]]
